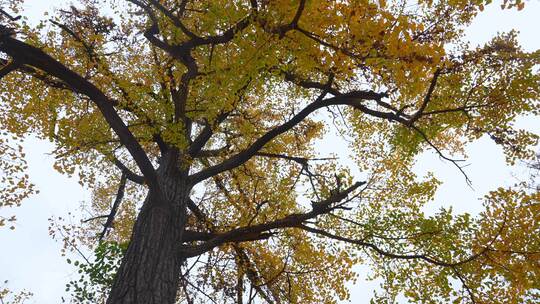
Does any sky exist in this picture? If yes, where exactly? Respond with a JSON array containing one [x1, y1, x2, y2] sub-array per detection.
[[0, 1, 539, 303]]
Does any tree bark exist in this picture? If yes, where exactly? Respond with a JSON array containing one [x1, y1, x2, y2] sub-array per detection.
[[106, 160, 188, 304]]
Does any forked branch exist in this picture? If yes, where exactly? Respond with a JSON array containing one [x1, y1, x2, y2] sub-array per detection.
[[180, 181, 365, 257]]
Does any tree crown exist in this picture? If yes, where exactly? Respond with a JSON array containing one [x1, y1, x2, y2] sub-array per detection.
[[1, 0, 539, 303]]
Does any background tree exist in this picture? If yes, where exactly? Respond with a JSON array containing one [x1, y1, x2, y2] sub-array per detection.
[[0, 280, 32, 304], [1, 0, 540, 303]]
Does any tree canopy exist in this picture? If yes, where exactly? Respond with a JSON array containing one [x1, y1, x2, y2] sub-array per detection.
[[1, 0, 539, 303]]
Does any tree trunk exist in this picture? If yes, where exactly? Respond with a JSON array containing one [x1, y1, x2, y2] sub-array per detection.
[[106, 161, 188, 304]]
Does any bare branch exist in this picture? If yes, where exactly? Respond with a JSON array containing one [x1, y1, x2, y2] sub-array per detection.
[[411, 125, 472, 185], [0, 9, 21, 21], [408, 68, 441, 125], [82, 215, 108, 223], [99, 172, 128, 240], [298, 224, 466, 267], [296, 211, 508, 269]]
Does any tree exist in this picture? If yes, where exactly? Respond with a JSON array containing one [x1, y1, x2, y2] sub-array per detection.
[[1, 0, 539, 303], [0, 281, 32, 304]]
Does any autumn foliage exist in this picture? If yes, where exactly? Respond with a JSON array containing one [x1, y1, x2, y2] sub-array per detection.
[[1, 0, 539, 303]]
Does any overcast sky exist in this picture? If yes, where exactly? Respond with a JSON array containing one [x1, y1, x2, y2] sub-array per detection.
[[0, 1, 539, 303]]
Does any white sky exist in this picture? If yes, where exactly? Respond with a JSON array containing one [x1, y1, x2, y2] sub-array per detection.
[[0, 1, 539, 303]]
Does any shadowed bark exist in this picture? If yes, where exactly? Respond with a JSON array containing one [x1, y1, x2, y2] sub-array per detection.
[[107, 156, 189, 304]]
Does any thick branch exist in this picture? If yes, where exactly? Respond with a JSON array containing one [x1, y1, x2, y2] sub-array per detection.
[[189, 91, 389, 184], [0, 57, 70, 89], [113, 158, 145, 184], [275, 0, 306, 37], [0, 34, 159, 189], [0, 9, 21, 21], [183, 229, 274, 243], [180, 181, 365, 257]]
